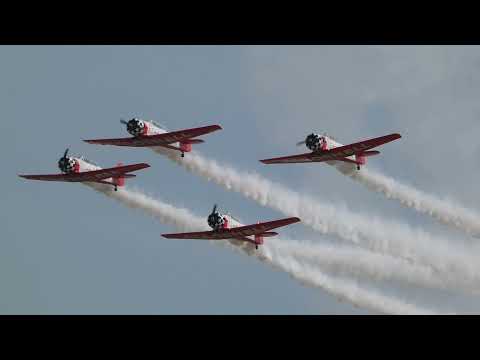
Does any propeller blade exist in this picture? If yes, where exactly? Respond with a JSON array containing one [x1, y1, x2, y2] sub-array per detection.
[[212, 204, 217, 214], [120, 118, 128, 125], [296, 141, 306, 146], [63, 148, 69, 158]]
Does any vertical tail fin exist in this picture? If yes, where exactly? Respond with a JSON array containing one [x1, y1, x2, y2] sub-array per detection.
[[112, 162, 125, 187], [254, 234, 264, 246], [179, 142, 192, 153], [355, 150, 380, 167], [254, 221, 264, 248], [355, 153, 366, 166]]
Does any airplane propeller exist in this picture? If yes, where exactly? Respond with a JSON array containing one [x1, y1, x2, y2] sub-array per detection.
[[211, 204, 218, 214], [120, 118, 129, 125], [58, 148, 71, 171], [297, 132, 330, 147]]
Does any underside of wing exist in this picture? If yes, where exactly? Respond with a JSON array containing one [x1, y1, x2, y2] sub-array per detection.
[[72, 163, 150, 182], [84, 125, 222, 147], [161, 230, 231, 240], [98, 163, 150, 176], [19, 163, 149, 183], [225, 217, 301, 237], [162, 218, 298, 241], [18, 173, 77, 182], [261, 134, 399, 164], [324, 133, 401, 159], [151, 125, 222, 144], [83, 137, 141, 146], [260, 153, 319, 164]]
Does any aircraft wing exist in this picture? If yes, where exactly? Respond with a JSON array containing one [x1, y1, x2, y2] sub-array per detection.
[[260, 133, 401, 164], [18, 163, 150, 183], [260, 152, 319, 164], [161, 217, 300, 240], [84, 125, 222, 147]]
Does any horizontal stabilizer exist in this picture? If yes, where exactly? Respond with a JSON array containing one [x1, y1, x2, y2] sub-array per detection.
[[259, 231, 278, 237], [182, 139, 204, 144], [359, 150, 380, 157]]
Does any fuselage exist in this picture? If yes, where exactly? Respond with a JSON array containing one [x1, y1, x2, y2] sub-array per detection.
[[74, 157, 102, 172], [219, 213, 243, 230], [124, 118, 182, 149], [305, 133, 358, 174], [208, 211, 264, 247], [58, 156, 120, 185], [208, 211, 243, 231], [127, 118, 168, 137]]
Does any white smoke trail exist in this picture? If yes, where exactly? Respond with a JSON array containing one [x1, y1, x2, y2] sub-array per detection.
[[85, 182, 207, 231], [84, 182, 436, 314], [336, 164, 480, 238], [151, 148, 480, 281], [271, 239, 480, 296], [259, 244, 439, 315]]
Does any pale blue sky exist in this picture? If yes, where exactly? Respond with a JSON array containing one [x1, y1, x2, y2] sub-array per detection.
[[0, 46, 362, 314], [2, 46, 480, 314]]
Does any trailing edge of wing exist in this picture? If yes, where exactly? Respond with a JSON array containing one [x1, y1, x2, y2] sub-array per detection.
[[260, 133, 400, 164], [18, 163, 150, 183], [83, 124, 222, 147], [259, 153, 316, 164], [161, 217, 300, 240]]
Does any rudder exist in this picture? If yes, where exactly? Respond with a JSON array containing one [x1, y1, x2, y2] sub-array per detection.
[[112, 162, 126, 187]]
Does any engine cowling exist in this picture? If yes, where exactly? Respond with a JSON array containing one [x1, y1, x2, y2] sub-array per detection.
[[58, 157, 78, 174], [305, 133, 326, 151], [126, 118, 147, 137], [207, 211, 225, 230]]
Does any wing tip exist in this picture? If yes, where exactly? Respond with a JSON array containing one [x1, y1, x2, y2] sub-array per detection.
[[131, 162, 151, 169], [203, 124, 222, 131], [203, 124, 222, 133], [161, 234, 176, 239]]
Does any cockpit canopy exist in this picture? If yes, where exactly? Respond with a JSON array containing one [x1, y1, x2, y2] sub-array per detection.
[[78, 156, 98, 166], [149, 119, 168, 131]]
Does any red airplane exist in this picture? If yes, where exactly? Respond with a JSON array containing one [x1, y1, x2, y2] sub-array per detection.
[[18, 148, 150, 191], [84, 118, 222, 157], [260, 132, 401, 170], [162, 204, 301, 249]]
